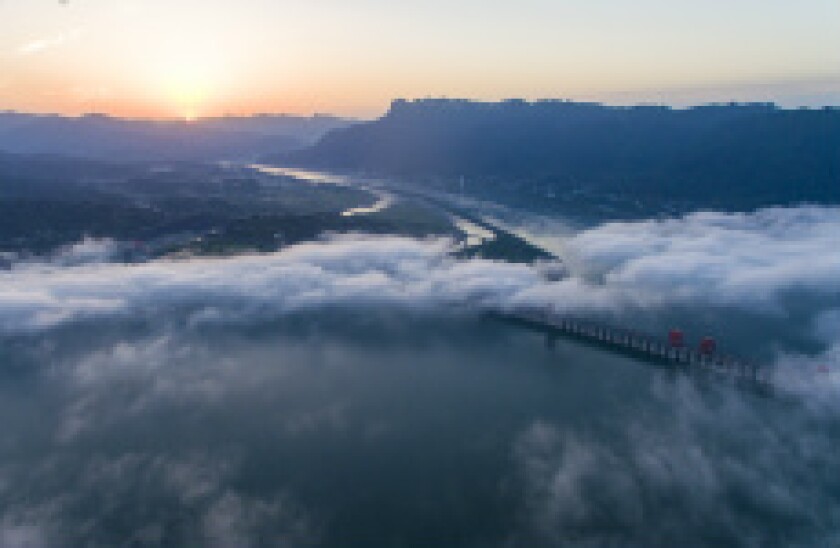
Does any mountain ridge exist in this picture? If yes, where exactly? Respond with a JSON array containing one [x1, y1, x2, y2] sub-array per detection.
[[283, 99, 840, 210], [0, 111, 353, 162]]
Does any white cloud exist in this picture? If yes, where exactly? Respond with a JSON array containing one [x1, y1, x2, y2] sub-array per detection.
[[510, 374, 840, 546], [2, 205, 838, 370], [0, 235, 544, 332], [16, 28, 83, 56], [496, 204, 840, 542], [0, 522, 49, 548], [202, 491, 317, 548], [0, 450, 317, 547], [563, 206, 840, 310]]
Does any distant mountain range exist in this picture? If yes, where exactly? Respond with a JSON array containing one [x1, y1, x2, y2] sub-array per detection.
[[286, 99, 840, 210], [4, 101, 839, 213], [0, 112, 351, 162]]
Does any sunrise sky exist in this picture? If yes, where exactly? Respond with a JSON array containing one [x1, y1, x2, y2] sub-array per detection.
[[2, 0, 839, 119]]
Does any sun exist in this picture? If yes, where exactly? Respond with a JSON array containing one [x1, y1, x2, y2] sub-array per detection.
[[171, 80, 207, 121], [135, 27, 238, 120], [150, 45, 223, 120], [164, 66, 212, 121]]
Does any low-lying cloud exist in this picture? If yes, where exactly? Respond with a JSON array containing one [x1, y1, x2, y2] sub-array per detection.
[[2, 205, 840, 546], [563, 205, 840, 310], [0, 205, 838, 368], [0, 235, 540, 332], [510, 378, 840, 546], [3, 206, 839, 355]]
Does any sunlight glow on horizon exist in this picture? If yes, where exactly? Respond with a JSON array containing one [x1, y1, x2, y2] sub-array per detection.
[[154, 49, 222, 121], [1, 0, 839, 118]]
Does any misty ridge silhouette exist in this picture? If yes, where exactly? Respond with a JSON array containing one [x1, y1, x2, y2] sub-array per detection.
[[287, 99, 840, 210], [0, 112, 351, 162], [3, 97, 838, 211]]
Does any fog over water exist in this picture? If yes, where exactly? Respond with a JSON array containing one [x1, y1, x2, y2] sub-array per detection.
[[1, 206, 839, 546]]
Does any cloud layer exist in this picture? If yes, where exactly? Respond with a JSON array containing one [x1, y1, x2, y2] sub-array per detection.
[[564, 206, 840, 310], [2, 205, 840, 545], [3, 206, 839, 359], [0, 235, 539, 332]]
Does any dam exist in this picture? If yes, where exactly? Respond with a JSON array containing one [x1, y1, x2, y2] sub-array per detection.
[[500, 307, 775, 392]]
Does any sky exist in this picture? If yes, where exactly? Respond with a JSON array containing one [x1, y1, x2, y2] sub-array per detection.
[[1, 0, 839, 119]]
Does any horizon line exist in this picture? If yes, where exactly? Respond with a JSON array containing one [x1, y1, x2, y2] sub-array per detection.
[[3, 97, 840, 123]]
